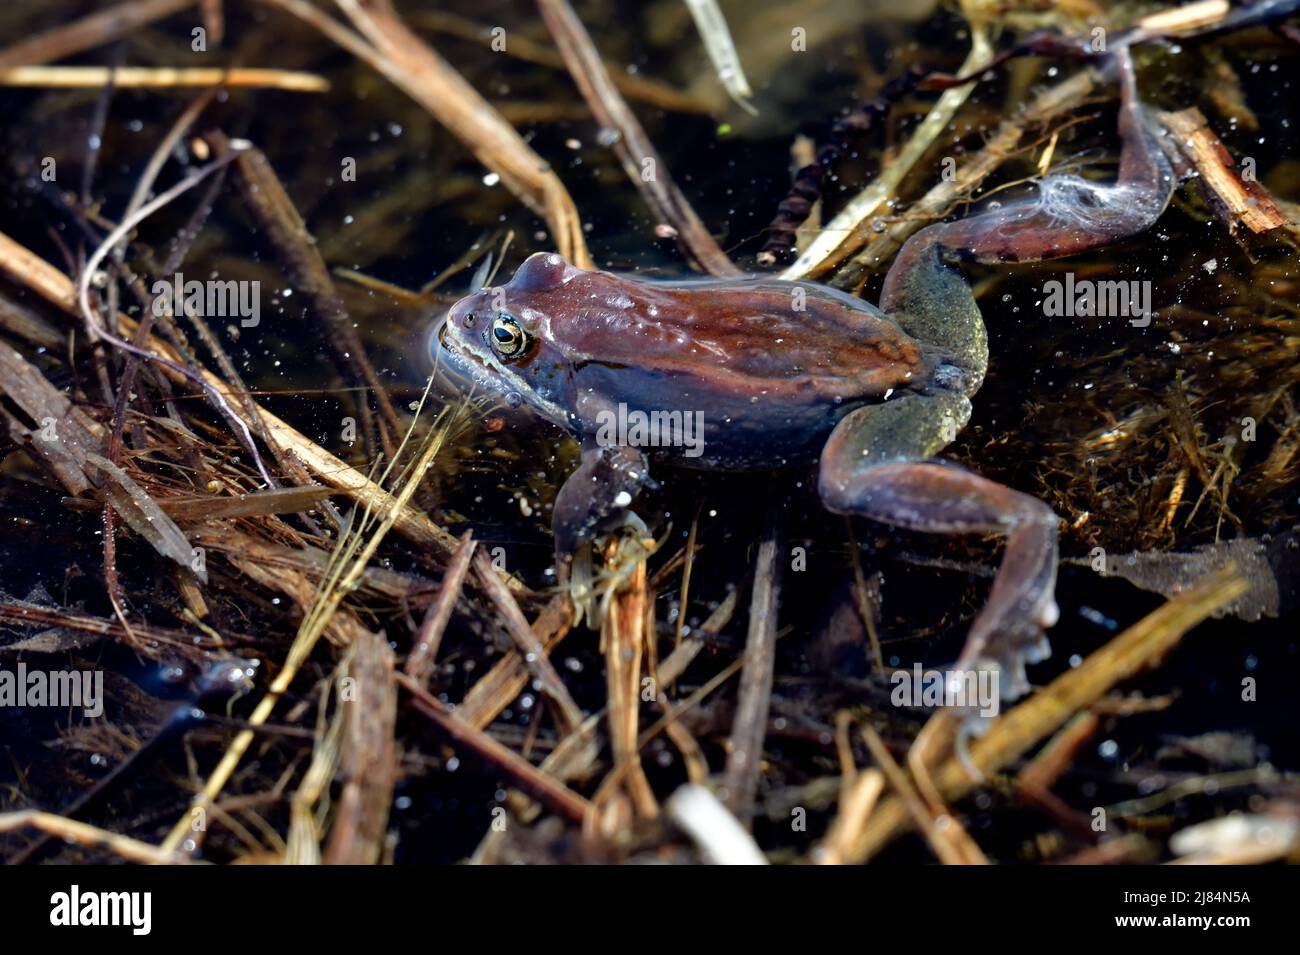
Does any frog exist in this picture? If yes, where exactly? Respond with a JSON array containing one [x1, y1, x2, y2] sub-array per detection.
[[436, 49, 1174, 705]]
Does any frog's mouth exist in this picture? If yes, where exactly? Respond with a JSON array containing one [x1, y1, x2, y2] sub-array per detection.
[[430, 318, 479, 388]]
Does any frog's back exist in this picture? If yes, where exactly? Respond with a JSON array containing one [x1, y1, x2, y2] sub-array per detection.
[[529, 269, 929, 403]]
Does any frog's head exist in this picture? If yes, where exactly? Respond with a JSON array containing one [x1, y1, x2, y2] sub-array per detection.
[[436, 252, 583, 430]]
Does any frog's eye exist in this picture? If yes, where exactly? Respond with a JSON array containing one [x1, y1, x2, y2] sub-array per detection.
[[490, 312, 528, 359]]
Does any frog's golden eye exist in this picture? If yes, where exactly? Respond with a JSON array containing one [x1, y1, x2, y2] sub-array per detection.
[[490, 312, 528, 359]]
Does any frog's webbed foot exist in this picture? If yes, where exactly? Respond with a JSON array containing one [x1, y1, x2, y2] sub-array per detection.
[[553, 444, 656, 619], [819, 400, 1059, 706]]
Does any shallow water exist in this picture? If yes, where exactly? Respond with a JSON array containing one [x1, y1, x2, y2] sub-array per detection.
[[0, 0, 1297, 864]]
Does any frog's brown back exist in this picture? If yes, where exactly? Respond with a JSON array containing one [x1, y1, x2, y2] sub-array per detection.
[[525, 270, 927, 402]]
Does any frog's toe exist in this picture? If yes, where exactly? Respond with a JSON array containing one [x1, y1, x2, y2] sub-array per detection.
[[1000, 656, 1031, 701], [1023, 633, 1053, 667], [1037, 596, 1060, 629]]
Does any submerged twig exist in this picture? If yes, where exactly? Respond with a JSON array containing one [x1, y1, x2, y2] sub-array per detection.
[[405, 530, 475, 688], [397, 672, 592, 825], [723, 517, 782, 821], [471, 547, 584, 736]]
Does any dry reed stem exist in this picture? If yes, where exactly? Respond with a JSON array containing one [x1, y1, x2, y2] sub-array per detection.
[[0, 66, 329, 90], [781, 28, 994, 280], [0, 0, 195, 70], [0, 811, 193, 865], [0, 229, 474, 566], [537, 0, 739, 275], [723, 521, 781, 820], [262, 0, 591, 267]]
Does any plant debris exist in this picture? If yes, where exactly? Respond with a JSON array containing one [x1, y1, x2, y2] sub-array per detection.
[[0, 0, 1296, 869]]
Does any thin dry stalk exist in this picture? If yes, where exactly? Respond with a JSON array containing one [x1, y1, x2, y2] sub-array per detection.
[[599, 549, 658, 818], [0, 66, 329, 90], [0, 812, 192, 865], [263, 0, 591, 267], [0, 0, 194, 70], [812, 711, 884, 864], [536, 0, 739, 275], [285, 686, 343, 865], [723, 520, 781, 820], [864, 722, 987, 865], [681, 0, 755, 114], [781, 26, 994, 280], [405, 530, 475, 687], [396, 672, 592, 824], [471, 548, 584, 736]]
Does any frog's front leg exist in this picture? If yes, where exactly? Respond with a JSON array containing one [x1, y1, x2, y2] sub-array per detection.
[[818, 393, 1058, 701], [552, 443, 655, 577]]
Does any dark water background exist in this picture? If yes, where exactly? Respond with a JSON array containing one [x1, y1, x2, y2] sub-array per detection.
[[0, 0, 1297, 862]]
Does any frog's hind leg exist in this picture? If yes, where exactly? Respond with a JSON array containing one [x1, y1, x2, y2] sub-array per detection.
[[818, 396, 1058, 702], [882, 46, 1174, 320]]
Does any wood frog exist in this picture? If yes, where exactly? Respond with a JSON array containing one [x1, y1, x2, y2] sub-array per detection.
[[437, 50, 1174, 705]]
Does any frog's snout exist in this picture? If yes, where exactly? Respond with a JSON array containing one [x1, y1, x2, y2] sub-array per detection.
[[430, 313, 453, 361]]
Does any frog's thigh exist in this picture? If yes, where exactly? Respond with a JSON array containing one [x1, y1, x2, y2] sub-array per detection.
[[818, 399, 1059, 699]]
